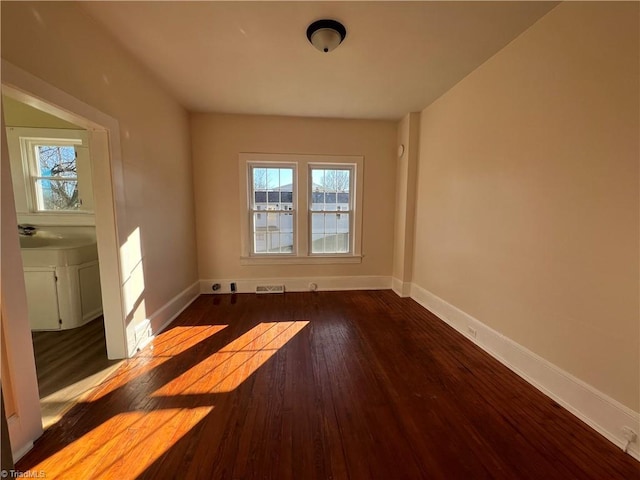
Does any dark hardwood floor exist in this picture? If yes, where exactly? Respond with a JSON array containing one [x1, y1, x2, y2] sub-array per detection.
[[31, 317, 122, 429], [17, 291, 639, 479]]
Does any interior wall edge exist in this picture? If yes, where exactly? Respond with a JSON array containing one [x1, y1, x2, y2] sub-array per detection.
[[391, 277, 412, 298], [409, 281, 640, 461], [7, 441, 33, 464]]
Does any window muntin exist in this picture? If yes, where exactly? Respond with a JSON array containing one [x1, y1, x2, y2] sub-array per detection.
[[309, 167, 353, 254], [250, 165, 295, 254]]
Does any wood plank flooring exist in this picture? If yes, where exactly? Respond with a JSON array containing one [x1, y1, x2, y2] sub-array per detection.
[[31, 317, 122, 428], [17, 291, 640, 479]]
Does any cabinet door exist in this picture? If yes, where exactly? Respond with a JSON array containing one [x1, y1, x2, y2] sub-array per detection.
[[23, 270, 60, 330]]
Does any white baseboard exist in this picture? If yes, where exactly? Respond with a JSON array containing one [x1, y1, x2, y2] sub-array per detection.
[[391, 277, 412, 297], [409, 283, 640, 461], [199, 276, 391, 295], [149, 280, 200, 335], [128, 281, 200, 354]]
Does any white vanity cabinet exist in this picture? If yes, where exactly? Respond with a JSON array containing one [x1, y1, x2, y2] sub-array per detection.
[[23, 260, 103, 331]]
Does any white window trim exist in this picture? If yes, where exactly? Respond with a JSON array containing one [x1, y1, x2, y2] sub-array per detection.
[[308, 163, 355, 256], [6, 127, 94, 221], [239, 153, 364, 265], [22, 136, 83, 212]]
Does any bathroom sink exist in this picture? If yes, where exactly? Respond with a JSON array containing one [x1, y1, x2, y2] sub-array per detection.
[[19, 236, 53, 248], [20, 235, 98, 267]]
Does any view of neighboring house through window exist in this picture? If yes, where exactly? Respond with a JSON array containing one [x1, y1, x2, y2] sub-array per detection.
[[251, 165, 295, 254], [31, 143, 80, 211], [310, 167, 352, 254]]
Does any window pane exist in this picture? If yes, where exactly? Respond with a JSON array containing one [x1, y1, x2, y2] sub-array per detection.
[[310, 168, 350, 211], [252, 167, 293, 209], [311, 212, 350, 253], [279, 211, 294, 233], [254, 232, 267, 254], [36, 179, 80, 210], [311, 233, 325, 253], [253, 168, 267, 190], [278, 235, 294, 253], [253, 212, 294, 254], [37, 145, 77, 178]]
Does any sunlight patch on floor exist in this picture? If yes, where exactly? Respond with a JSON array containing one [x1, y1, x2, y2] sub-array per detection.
[[25, 321, 307, 477], [144, 325, 229, 358], [30, 407, 212, 479], [89, 325, 227, 401], [152, 321, 309, 396]]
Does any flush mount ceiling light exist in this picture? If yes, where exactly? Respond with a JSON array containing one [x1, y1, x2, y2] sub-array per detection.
[[306, 19, 346, 53]]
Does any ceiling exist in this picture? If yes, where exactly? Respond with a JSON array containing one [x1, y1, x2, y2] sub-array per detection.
[[80, 1, 558, 120]]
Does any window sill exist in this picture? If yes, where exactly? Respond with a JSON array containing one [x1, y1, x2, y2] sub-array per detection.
[[17, 212, 96, 226], [240, 254, 362, 266]]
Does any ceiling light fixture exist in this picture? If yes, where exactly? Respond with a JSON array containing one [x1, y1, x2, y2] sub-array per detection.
[[306, 19, 346, 53]]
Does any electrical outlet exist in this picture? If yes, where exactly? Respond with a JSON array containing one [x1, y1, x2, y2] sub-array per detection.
[[622, 426, 637, 443], [467, 326, 477, 338]]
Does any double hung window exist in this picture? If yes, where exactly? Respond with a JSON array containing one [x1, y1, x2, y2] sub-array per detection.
[[241, 154, 363, 264], [6, 128, 93, 218], [28, 141, 82, 211], [309, 167, 353, 254], [249, 165, 296, 254]]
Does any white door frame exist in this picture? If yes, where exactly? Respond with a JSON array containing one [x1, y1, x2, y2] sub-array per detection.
[[1, 60, 128, 458]]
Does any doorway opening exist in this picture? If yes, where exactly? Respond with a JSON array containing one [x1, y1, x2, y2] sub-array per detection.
[[1, 63, 128, 450], [2, 95, 123, 428]]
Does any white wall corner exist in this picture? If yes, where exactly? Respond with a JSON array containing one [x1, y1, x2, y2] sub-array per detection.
[[392, 277, 412, 297], [409, 282, 640, 461], [200, 276, 392, 295]]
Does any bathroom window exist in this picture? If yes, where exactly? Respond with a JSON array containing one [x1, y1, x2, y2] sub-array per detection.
[[239, 153, 363, 264], [30, 143, 81, 211], [6, 128, 94, 217]]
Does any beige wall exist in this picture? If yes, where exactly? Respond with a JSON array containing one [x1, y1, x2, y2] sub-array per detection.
[[191, 113, 397, 281], [413, 2, 639, 411], [1, 2, 198, 318]]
